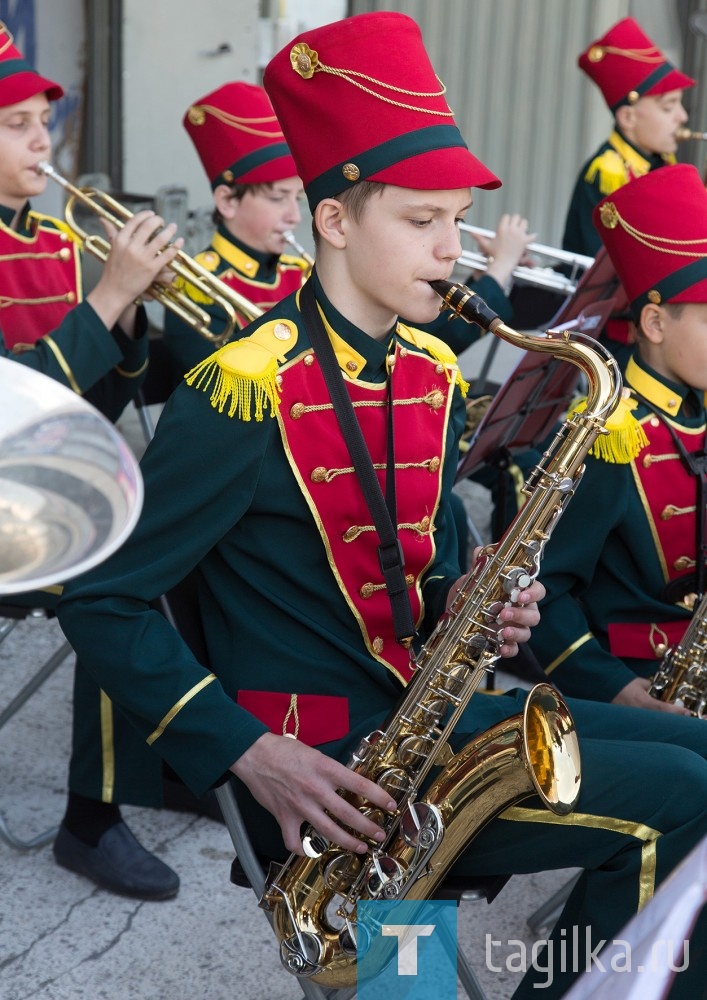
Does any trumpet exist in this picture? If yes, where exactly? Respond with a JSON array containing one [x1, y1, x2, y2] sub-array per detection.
[[282, 229, 314, 273], [458, 222, 594, 296], [677, 128, 707, 141], [37, 161, 263, 346]]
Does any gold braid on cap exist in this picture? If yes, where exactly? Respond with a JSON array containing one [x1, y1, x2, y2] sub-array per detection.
[[0, 21, 14, 56], [186, 104, 285, 138], [587, 43, 663, 64], [598, 201, 707, 258], [289, 42, 453, 116]]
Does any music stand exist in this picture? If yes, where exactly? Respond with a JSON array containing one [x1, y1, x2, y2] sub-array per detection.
[[456, 250, 621, 484]]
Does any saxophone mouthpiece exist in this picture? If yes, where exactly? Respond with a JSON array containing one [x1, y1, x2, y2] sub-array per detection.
[[429, 279, 503, 333]]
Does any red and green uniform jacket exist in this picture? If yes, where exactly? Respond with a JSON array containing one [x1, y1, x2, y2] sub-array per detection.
[[0, 201, 149, 423], [57, 275, 470, 817], [530, 352, 705, 702], [163, 223, 309, 376], [562, 128, 673, 260]]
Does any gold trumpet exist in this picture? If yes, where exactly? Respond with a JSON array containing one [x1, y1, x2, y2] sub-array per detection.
[[458, 222, 594, 296], [283, 229, 315, 274], [37, 161, 263, 346]]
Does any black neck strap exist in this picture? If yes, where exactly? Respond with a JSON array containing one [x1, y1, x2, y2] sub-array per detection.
[[299, 279, 417, 647]]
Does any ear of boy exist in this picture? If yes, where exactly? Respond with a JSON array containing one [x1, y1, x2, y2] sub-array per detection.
[[314, 199, 347, 249], [640, 303, 667, 345]]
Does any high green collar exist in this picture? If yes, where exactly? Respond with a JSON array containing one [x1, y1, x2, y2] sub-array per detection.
[[212, 225, 278, 279], [625, 354, 699, 419]]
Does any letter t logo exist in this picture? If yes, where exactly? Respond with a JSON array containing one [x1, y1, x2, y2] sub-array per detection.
[[382, 924, 436, 975]]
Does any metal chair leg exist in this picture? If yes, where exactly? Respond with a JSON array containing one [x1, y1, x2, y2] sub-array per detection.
[[0, 638, 72, 850], [526, 872, 581, 937]]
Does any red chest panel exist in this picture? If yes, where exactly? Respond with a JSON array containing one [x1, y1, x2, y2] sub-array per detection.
[[632, 416, 707, 583], [223, 266, 305, 329], [0, 218, 81, 349], [278, 344, 455, 684]]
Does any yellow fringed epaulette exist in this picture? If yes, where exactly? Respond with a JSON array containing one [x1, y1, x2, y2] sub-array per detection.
[[569, 395, 649, 463], [397, 323, 469, 397], [184, 318, 299, 420], [584, 149, 629, 196]]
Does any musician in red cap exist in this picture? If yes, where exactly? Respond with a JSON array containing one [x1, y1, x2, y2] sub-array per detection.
[[562, 16, 695, 260], [534, 162, 707, 712], [0, 19, 183, 901], [163, 81, 310, 376], [57, 12, 707, 997]]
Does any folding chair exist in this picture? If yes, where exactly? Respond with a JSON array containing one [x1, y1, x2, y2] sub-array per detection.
[[0, 601, 71, 849]]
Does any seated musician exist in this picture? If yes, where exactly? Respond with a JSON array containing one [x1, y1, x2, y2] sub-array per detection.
[[531, 163, 707, 719], [162, 80, 310, 376], [562, 16, 694, 262], [57, 12, 707, 997], [0, 20, 184, 900]]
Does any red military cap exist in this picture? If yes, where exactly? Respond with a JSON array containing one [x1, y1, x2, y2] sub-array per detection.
[[262, 11, 500, 211], [579, 17, 695, 112], [594, 164, 707, 320], [0, 20, 63, 106], [183, 81, 298, 190]]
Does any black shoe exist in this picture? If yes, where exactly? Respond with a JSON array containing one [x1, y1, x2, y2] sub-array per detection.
[[53, 821, 180, 901], [162, 777, 224, 824]]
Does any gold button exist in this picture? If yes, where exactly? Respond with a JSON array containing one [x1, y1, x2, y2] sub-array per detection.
[[58, 247, 72, 261], [343, 526, 358, 542], [435, 364, 444, 374], [647, 290, 661, 304], [428, 456, 441, 473], [66, 291, 76, 303], [274, 322, 292, 341], [667, 398, 678, 409], [342, 162, 360, 182], [642, 454, 653, 468], [627, 90, 639, 104], [420, 515, 431, 532], [311, 466, 327, 483], [429, 390, 445, 410], [399, 347, 408, 358], [275, 374, 283, 386], [372, 636, 384, 654], [290, 402, 305, 419], [588, 45, 604, 62], [405, 573, 414, 587], [223, 169, 234, 183], [360, 582, 374, 599], [244, 261, 255, 272], [346, 360, 358, 372], [653, 643, 667, 658], [650, 417, 660, 427], [304, 354, 314, 366]]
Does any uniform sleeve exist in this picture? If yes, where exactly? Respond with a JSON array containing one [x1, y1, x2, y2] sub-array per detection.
[[529, 455, 638, 701], [57, 384, 272, 796], [561, 171, 603, 258], [2, 300, 149, 423]]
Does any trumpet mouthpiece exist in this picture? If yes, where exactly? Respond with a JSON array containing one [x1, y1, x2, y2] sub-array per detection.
[[676, 128, 707, 141]]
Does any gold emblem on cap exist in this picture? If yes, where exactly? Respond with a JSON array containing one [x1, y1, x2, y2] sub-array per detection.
[[342, 163, 360, 183], [647, 290, 662, 304], [627, 90, 639, 104], [291, 42, 319, 80], [587, 45, 605, 63], [187, 105, 206, 126], [222, 169, 234, 183], [599, 202, 619, 229]]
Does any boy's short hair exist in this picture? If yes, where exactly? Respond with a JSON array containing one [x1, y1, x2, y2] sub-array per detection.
[[310, 180, 386, 248], [212, 180, 274, 226]]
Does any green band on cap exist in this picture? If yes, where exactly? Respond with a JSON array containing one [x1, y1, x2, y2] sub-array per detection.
[[611, 62, 674, 113], [632, 256, 707, 319], [211, 142, 291, 189], [0, 56, 39, 82], [305, 124, 468, 209]]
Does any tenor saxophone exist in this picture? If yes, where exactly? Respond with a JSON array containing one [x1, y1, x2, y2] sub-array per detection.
[[648, 593, 707, 717], [260, 280, 623, 988]]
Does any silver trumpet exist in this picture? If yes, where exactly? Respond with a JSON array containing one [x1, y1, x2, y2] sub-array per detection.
[[458, 222, 594, 296], [283, 230, 314, 274], [677, 127, 707, 141], [0, 359, 142, 593]]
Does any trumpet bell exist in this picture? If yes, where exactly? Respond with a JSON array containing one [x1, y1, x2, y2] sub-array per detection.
[[0, 359, 143, 594]]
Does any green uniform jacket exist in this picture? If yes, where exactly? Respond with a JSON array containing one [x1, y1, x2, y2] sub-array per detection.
[[562, 129, 671, 259], [58, 279, 467, 799], [530, 352, 704, 701]]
